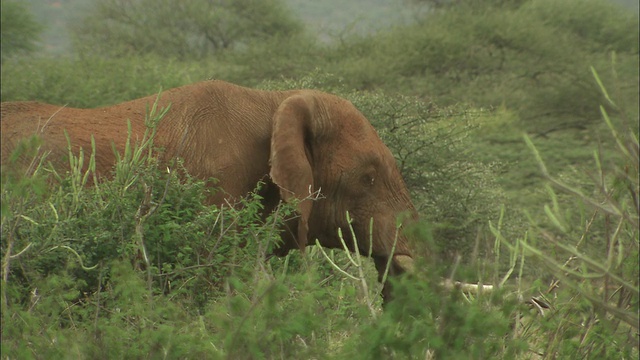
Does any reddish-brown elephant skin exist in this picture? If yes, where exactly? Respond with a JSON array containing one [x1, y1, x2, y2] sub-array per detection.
[[1, 80, 418, 302]]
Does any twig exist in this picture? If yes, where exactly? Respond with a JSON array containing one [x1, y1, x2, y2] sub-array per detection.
[[47, 245, 98, 271]]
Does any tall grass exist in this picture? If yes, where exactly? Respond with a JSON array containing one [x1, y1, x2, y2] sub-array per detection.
[[494, 71, 639, 358]]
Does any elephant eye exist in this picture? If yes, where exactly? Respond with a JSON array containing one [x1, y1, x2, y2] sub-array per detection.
[[361, 174, 375, 187]]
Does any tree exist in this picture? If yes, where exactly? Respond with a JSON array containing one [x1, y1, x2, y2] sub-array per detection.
[[70, 0, 303, 60], [335, 0, 638, 131], [0, 0, 43, 63]]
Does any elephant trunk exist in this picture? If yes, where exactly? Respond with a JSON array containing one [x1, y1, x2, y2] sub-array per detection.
[[393, 254, 414, 273]]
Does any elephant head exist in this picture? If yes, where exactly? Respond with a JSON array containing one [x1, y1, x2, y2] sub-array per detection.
[[267, 92, 417, 301], [0, 81, 418, 302]]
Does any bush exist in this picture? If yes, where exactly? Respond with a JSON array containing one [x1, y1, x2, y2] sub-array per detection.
[[218, 33, 325, 87], [327, 0, 639, 133], [0, 56, 216, 106], [260, 73, 507, 262], [492, 74, 639, 358], [0, 0, 43, 63], [341, 270, 527, 359]]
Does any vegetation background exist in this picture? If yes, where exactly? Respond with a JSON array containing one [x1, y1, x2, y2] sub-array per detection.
[[1, 0, 638, 358]]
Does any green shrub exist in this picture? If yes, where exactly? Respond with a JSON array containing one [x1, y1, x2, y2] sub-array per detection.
[[0, 56, 215, 107], [261, 73, 508, 262], [327, 0, 639, 133], [0, 0, 43, 63], [219, 34, 326, 87], [70, 0, 303, 60], [341, 269, 527, 359], [493, 73, 639, 358]]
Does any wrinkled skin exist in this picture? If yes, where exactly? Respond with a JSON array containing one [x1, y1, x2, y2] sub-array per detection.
[[1, 80, 417, 302]]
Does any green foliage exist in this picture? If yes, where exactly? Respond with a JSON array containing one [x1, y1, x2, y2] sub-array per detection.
[[0, 0, 43, 63], [342, 271, 526, 359], [329, 0, 638, 132], [495, 78, 639, 358], [207, 270, 330, 358], [219, 34, 325, 87], [522, 0, 639, 53], [70, 0, 303, 60], [5, 0, 638, 133], [0, 55, 214, 106]]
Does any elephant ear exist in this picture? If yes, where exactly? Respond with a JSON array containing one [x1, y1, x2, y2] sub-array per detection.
[[269, 94, 317, 251]]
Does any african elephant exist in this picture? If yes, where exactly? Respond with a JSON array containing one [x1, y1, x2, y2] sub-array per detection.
[[0, 80, 418, 301]]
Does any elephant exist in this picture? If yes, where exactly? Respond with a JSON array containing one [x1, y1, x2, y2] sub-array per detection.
[[1, 80, 418, 302]]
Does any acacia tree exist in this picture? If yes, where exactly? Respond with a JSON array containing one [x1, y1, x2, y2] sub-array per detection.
[[70, 0, 303, 59], [0, 0, 43, 63]]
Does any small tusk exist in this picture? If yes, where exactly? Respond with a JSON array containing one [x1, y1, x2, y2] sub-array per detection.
[[392, 256, 495, 294], [441, 279, 494, 293]]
